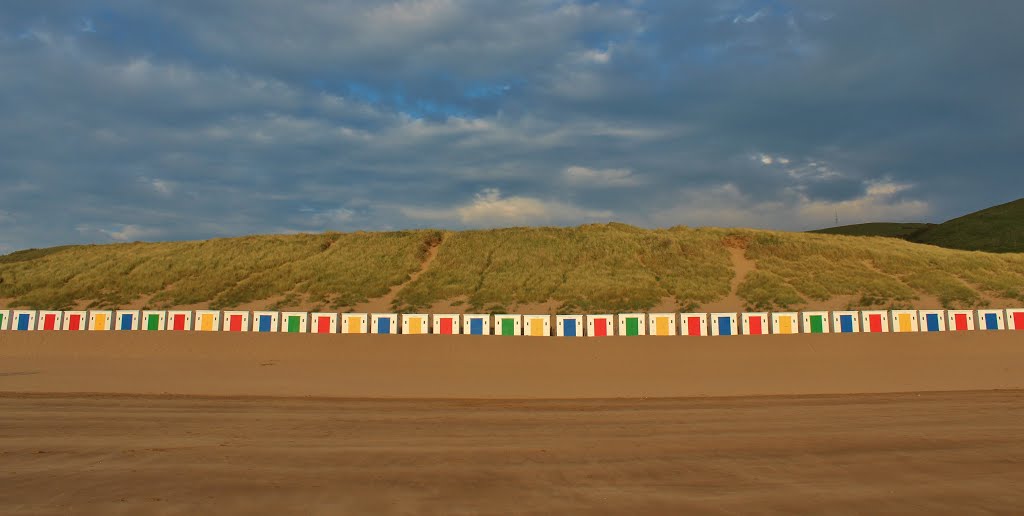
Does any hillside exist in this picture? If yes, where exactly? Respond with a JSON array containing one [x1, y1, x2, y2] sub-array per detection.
[[809, 223, 934, 239], [911, 198, 1024, 253], [2, 224, 1023, 313], [810, 198, 1024, 253]]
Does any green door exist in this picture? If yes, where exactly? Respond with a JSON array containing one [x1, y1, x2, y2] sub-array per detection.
[[0, 312, 4, 330], [501, 318, 515, 336], [810, 315, 823, 333], [147, 314, 161, 331], [288, 316, 301, 333], [626, 317, 639, 336]]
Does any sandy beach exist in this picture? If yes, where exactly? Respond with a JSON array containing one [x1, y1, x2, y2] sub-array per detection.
[[3, 331, 1024, 514]]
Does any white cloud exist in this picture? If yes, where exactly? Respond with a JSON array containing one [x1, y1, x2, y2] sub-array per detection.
[[651, 179, 929, 230], [400, 188, 613, 227], [564, 165, 641, 187], [310, 208, 356, 227], [102, 224, 164, 242]]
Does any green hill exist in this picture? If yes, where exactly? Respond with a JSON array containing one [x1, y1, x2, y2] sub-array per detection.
[[810, 223, 934, 239], [2, 224, 1023, 313], [810, 198, 1024, 253], [910, 199, 1024, 253]]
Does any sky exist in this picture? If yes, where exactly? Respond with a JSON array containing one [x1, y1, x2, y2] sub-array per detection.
[[1, 0, 1022, 253]]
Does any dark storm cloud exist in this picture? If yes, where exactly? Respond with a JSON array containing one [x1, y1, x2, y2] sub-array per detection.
[[0, 0, 1021, 252]]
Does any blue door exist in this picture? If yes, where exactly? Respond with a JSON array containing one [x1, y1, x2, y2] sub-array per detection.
[[719, 317, 732, 336], [120, 314, 133, 330], [469, 318, 483, 335], [564, 320, 577, 337], [17, 314, 30, 331], [258, 315, 272, 332], [926, 313, 940, 331], [985, 313, 999, 330], [378, 318, 391, 334], [840, 315, 853, 333]]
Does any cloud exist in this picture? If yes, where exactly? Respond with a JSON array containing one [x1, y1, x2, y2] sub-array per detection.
[[0, 1, 1019, 252], [400, 188, 613, 227], [651, 179, 929, 230], [563, 165, 641, 187]]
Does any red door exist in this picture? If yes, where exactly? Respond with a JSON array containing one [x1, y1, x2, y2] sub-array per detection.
[[1015, 312, 1024, 330], [43, 313, 56, 330], [869, 314, 883, 333], [439, 318, 453, 335], [954, 313, 968, 331], [230, 315, 243, 332], [747, 317, 762, 335], [687, 317, 702, 336], [594, 318, 607, 336], [173, 314, 186, 331], [68, 314, 82, 331], [317, 316, 331, 334]]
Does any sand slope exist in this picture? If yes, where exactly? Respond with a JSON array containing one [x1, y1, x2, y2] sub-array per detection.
[[2, 331, 1023, 398]]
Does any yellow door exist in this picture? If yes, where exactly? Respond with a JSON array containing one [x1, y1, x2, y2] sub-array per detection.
[[408, 318, 422, 334], [348, 316, 363, 333], [655, 316, 669, 336], [94, 313, 107, 331], [530, 318, 546, 336], [778, 316, 793, 335], [201, 314, 214, 331], [898, 313, 912, 332]]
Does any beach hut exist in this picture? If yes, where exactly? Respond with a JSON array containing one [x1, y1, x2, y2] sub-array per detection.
[[946, 310, 975, 331], [556, 315, 583, 337], [710, 313, 738, 336], [770, 312, 798, 335], [680, 313, 709, 336], [648, 313, 677, 336], [586, 314, 614, 337], [340, 313, 366, 334], [976, 309, 1005, 331], [88, 310, 113, 331], [918, 310, 946, 332], [371, 313, 398, 334], [402, 314, 429, 335], [741, 313, 769, 335], [221, 311, 250, 332], [11, 310, 36, 331], [462, 314, 490, 335], [831, 311, 861, 334], [494, 314, 522, 336], [115, 310, 140, 331], [310, 313, 338, 334], [62, 311, 88, 331], [524, 315, 551, 337], [860, 310, 890, 333], [432, 314, 461, 335], [889, 310, 918, 333], [166, 311, 193, 331], [801, 311, 830, 334], [280, 312, 308, 333], [194, 310, 221, 332], [618, 313, 646, 336], [36, 311, 62, 331], [0, 309, 9, 330], [252, 311, 279, 333], [141, 311, 165, 331], [1008, 309, 1024, 331]]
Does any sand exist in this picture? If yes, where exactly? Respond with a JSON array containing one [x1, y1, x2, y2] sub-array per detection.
[[3, 331, 1024, 514], [2, 331, 1023, 398]]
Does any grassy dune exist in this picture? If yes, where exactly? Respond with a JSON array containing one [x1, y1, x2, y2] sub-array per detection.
[[1, 224, 1022, 312]]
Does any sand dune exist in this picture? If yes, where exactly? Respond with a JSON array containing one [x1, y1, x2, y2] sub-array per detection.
[[1, 331, 1022, 398]]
